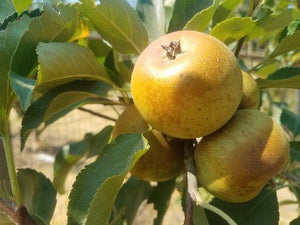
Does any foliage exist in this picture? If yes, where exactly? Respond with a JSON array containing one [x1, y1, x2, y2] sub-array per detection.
[[0, 0, 300, 224]]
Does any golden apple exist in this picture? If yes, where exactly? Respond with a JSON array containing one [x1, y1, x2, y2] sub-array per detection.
[[194, 109, 290, 202], [112, 105, 184, 182], [131, 30, 243, 139], [239, 71, 260, 109]]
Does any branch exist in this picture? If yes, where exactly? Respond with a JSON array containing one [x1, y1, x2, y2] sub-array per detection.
[[0, 198, 37, 225], [183, 140, 238, 225], [15, 207, 37, 225], [234, 37, 245, 58], [234, 0, 254, 58], [183, 139, 197, 225], [78, 107, 117, 122]]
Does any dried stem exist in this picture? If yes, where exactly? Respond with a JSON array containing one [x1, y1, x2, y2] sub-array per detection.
[[78, 107, 117, 122]]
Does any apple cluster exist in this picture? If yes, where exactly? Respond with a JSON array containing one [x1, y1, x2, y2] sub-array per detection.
[[113, 31, 290, 203]]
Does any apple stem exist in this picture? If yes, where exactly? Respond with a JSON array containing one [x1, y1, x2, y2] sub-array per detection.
[[161, 40, 181, 60]]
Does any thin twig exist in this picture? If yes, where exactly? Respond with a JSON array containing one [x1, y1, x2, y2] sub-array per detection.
[[78, 107, 117, 122]]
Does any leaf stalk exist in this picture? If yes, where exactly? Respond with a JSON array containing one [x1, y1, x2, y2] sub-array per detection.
[[2, 120, 23, 207]]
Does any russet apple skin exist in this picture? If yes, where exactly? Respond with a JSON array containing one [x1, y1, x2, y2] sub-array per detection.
[[194, 109, 290, 203], [239, 71, 260, 109], [131, 30, 243, 139], [112, 105, 184, 182]]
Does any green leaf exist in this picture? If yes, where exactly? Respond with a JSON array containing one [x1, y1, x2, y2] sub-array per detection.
[[256, 67, 300, 89], [117, 58, 134, 83], [11, 3, 89, 78], [21, 80, 111, 150], [206, 187, 279, 225], [290, 142, 300, 162], [268, 67, 300, 80], [0, 3, 88, 136], [0, 140, 12, 199], [53, 133, 94, 194], [104, 51, 125, 87], [113, 177, 153, 224], [212, 0, 242, 26], [136, 0, 165, 42], [88, 126, 113, 158], [79, 0, 148, 55], [253, 58, 280, 79], [168, 0, 213, 32], [270, 30, 300, 57], [248, 8, 300, 40], [67, 133, 149, 225], [280, 109, 300, 138], [12, 0, 32, 14], [0, 15, 32, 135], [210, 17, 255, 45], [0, 12, 18, 31], [85, 37, 112, 59], [53, 126, 113, 193], [18, 168, 57, 225], [0, 0, 15, 23], [280, 19, 300, 41], [9, 72, 36, 111], [148, 178, 176, 225], [43, 92, 102, 126], [36, 42, 109, 92], [290, 217, 300, 225], [183, 0, 221, 32], [193, 205, 210, 225], [257, 77, 300, 89]]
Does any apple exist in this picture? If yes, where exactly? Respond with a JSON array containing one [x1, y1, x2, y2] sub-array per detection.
[[239, 71, 260, 109], [194, 109, 290, 202], [112, 105, 184, 182], [131, 30, 243, 139]]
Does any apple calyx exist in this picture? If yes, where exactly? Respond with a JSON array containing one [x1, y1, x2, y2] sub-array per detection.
[[161, 40, 181, 60]]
